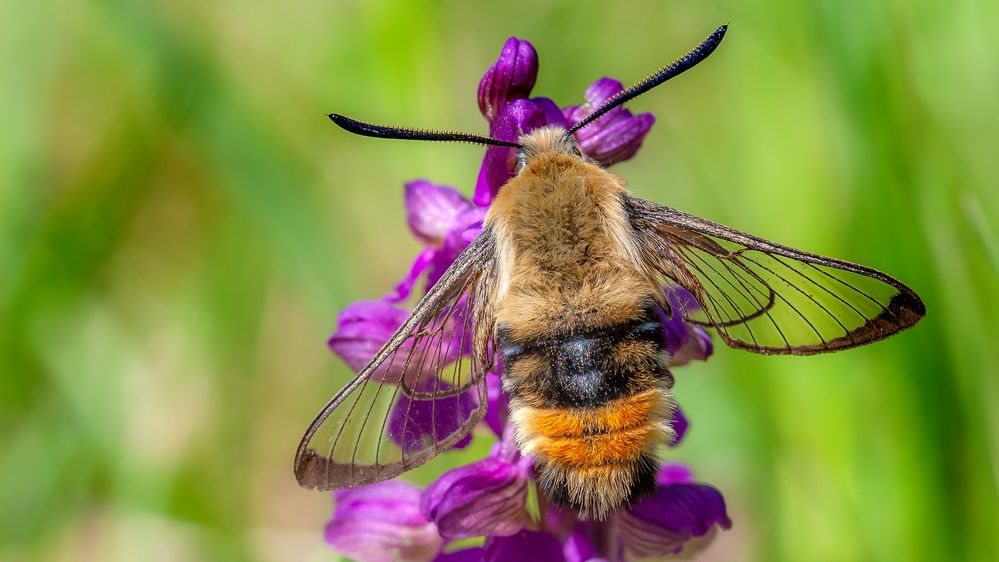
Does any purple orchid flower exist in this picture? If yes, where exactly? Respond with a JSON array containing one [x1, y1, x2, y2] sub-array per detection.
[[671, 406, 689, 446], [325, 36, 731, 562], [528, 464, 730, 562], [484, 529, 567, 562], [483, 371, 509, 437]]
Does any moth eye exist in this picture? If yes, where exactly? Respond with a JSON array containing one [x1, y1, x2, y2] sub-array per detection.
[[515, 151, 528, 173], [571, 146, 583, 157]]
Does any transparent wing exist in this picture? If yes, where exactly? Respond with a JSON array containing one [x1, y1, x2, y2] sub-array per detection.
[[627, 197, 924, 355], [295, 230, 497, 489]]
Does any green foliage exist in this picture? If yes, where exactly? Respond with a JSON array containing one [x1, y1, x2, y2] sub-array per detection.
[[1, 1, 996, 560]]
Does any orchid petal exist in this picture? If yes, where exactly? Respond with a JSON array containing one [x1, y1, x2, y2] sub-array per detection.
[[484, 370, 509, 437], [388, 390, 477, 454], [659, 286, 714, 365], [405, 180, 476, 248], [426, 206, 487, 288], [563, 78, 655, 166], [671, 406, 689, 447], [386, 248, 436, 303], [328, 300, 409, 378], [433, 548, 485, 562]]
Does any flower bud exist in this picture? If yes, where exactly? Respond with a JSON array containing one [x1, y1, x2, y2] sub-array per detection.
[[478, 37, 539, 122]]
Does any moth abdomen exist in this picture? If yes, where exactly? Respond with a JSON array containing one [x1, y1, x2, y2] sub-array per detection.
[[501, 305, 676, 519], [513, 386, 675, 519]]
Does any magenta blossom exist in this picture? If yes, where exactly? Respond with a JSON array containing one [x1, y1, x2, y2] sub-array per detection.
[[324, 36, 731, 562]]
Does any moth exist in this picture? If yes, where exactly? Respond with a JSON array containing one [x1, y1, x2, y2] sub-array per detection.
[[295, 25, 924, 519]]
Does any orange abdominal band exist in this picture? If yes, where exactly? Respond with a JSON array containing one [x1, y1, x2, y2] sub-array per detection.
[[521, 389, 661, 466], [534, 425, 654, 466]]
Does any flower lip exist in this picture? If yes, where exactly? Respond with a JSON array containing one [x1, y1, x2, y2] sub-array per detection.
[[658, 285, 714, 366], [328, 298, 469, 386], [420, 429, 531, 539], [483, 529, 567, 562], [615, 467, 732, 559], [326, 480, 443, 562]]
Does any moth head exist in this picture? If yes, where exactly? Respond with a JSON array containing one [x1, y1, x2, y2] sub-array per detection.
[[515, 127, 584, 173]]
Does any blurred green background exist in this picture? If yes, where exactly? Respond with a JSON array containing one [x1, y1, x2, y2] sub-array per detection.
[[2, 0, 997, 560]]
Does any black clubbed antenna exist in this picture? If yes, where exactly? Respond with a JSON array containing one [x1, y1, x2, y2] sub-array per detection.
[[329, 113, 522, 149], [564, 25, 728, 138]]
